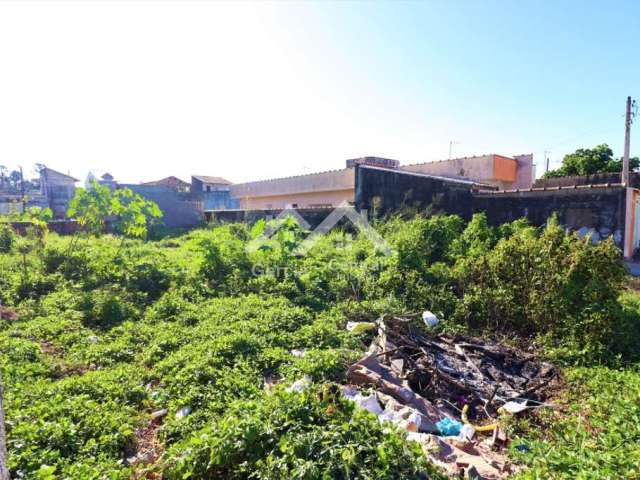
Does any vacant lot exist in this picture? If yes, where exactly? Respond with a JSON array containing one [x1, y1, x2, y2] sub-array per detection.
[[1, 215, 639, 479]]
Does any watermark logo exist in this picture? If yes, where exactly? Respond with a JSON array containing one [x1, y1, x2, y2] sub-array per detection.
[[246, 202, 393, 257]]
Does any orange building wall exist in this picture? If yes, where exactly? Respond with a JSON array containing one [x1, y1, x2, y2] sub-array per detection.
[[492, 155, 518, 182]]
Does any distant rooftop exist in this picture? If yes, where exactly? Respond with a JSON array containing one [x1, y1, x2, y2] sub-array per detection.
[[142, 176, 190, 187], [192, 175, 232, 185], [41, 167, 79, 182]]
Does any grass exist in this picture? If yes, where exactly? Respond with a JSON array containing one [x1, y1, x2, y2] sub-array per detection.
[[512, 365, 640, 480]]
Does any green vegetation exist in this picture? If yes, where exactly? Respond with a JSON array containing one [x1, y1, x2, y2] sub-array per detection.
[[1, 213, 639, 478], [543, 143, 640, 178]]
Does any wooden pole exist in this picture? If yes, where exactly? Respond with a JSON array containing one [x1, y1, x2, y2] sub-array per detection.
[[622, 96, 632, 185], [0, 377, 9, 480]]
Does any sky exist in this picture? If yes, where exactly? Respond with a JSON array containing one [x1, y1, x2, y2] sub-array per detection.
[[0, 0, 639, 184]]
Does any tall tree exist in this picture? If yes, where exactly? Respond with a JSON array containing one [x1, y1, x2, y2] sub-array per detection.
[[544, 143, 640, 178], [0, 165, 7, 190]]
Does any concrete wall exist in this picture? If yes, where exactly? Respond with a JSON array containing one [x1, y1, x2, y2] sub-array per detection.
[[472, 187, 626, 247], [230, 169, 355, 209], [8, 220, 79, 235], [124, 185, 203, 228], [354, 164, 479, 219], [355, 163, 628, 250], [513, 154, 535, 189], [235, 189, 355, 210], [401, 155, 494, 183], [534, 172, 640, 189], [207, 207, 334, 229]]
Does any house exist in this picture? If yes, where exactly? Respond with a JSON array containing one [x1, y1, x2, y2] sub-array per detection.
[[98, 172, 118, 190], [141, 176, 190, 192], [400, 154, 535, 191], [191, 175, 238, 210], [40, 167, 78, 218], [224, 154, 533, 210]]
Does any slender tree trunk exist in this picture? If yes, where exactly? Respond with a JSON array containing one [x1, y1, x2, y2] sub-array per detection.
[[113, 235, 127, 262], [21, 253, 27, 280], [0, 377, 10, 480]]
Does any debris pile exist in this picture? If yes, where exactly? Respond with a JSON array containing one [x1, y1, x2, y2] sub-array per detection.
[[345, 314, 558, 479]]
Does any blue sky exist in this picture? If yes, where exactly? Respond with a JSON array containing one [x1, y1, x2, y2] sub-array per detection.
[[0, 1, 638, 183]]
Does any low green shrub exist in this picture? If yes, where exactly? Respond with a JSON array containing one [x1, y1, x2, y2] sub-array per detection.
[[163, 386, 444, 480], [0, 223, 14, 253]]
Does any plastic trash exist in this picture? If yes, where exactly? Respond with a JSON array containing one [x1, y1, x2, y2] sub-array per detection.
[[290, 349, 306, 358], [500, 399, 530, 414], [342, 385, 359, 400], [150, 408, 168, 420], [286, 375, 312, 393], [346, 321, 377, 334], [436, 417, 463, 436], [357, 394, 383, 415], [422, 311, 439, 328], [458, 424, 475, 441], [175, 406, 191, 419], [405, 411, 423, 432]]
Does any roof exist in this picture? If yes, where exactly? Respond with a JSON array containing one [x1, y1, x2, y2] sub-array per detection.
[[101, 172, 114, 180], [402, 153, 498, 168], [230, 168, 354, 197], [192, 175, 232, 185], [142, 176, 190, 187], [41, 167, 79, 182]]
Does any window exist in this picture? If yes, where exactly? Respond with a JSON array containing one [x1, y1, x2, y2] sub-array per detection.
[[206, 185, 211, 192]]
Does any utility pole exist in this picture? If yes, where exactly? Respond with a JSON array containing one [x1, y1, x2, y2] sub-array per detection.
[[544, 150, 550, 173], [623, 96, 636, 185]]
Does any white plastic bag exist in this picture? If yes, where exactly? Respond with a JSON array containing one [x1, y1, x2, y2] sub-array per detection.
[[422, 311, 439, 328]]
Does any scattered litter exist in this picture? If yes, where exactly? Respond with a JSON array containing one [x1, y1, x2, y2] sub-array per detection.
[[515, 443, 530, 452], [422, 310, 440, 328], [346, 321, 377, 334], [458, 424, 476, 442], [500, 400, 531, 414], [264, 373, 281, 392], [150, 409, 167, 420], [175, 406, 191, 419], [437, 417, 463, 436], [491, 426, 507, 448], [286, 375, 312, 393], [290, 349, 307, 358], [343, 314, 557, 479], [357, 394, 384, 415]]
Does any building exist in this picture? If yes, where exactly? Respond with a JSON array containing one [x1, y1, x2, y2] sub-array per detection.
[[230, 168, 356, 210], [223, 154, 533, 210], [191, 175, 238, 210], [98, 173, 118, 190], [141, 176, 190, 192], [40, 167, 78, 218], [400, 154, 534, 190]]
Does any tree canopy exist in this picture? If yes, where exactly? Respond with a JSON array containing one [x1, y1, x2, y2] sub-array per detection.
[[543, 143, 639, 178], [67, 181, 162, 239]]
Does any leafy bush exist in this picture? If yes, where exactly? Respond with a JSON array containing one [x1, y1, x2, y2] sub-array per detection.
[[0, 223, 14, 253]]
